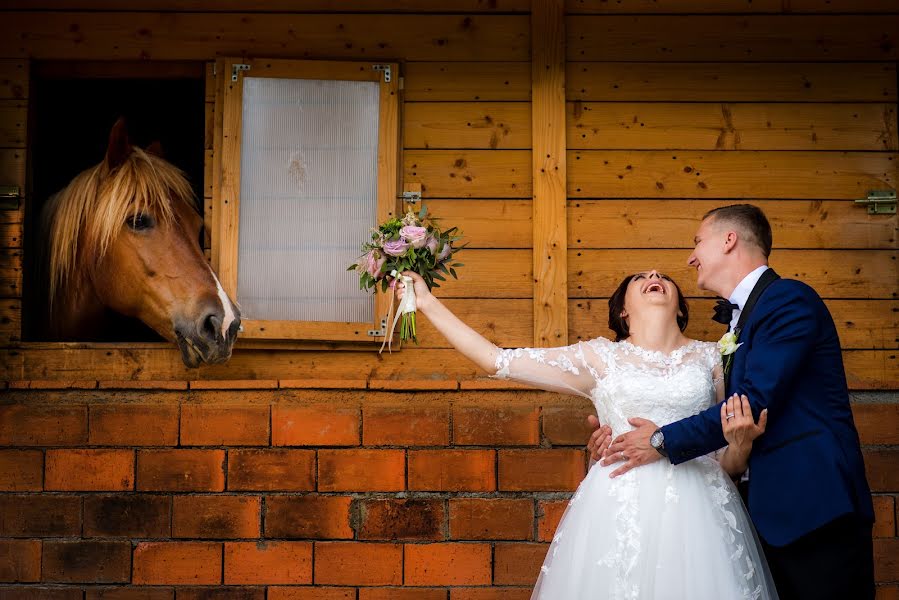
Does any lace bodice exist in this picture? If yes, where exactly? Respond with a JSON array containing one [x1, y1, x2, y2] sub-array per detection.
[[494, 338, 724, 433]]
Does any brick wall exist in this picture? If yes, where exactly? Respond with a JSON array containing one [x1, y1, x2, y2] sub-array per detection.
[[0, 388, 897, 599]]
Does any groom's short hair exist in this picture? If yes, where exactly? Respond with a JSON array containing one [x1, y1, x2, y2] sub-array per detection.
[[703, 204, 772, 258]]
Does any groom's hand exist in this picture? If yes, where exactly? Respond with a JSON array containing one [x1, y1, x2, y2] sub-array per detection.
[[601, 417, 662, 478]]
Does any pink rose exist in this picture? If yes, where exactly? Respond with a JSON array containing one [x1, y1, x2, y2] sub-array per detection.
[[437, 241, 452, 261], [400, 225, 428, 249], [425, 234, 439, 255], [364, 250, 386, 279], [382, 239, 410, 257]]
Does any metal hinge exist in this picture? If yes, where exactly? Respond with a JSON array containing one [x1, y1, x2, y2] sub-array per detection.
[[372, 64, 392, 83], [855, 190, 896, 215], [0, 185, 20, 211], [368, 318, 388, 337], [231, 63, 251, 82], [402, 190, 421, 204]]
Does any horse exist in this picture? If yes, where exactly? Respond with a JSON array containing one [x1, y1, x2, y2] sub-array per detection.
[[37, 118, 240, 367]]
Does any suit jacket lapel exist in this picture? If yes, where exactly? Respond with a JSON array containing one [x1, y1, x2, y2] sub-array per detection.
[[725, 268, 780, 390]]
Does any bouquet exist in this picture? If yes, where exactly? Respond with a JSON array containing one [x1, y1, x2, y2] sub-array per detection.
[[349, 204, 464, 351]]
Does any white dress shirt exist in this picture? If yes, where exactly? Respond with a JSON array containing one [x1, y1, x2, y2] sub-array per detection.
[[726, 265, 770, 332]]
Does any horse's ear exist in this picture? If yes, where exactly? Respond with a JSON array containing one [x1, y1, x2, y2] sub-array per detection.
[[104, 117, 133, 171], [145, 140, 165, 159]]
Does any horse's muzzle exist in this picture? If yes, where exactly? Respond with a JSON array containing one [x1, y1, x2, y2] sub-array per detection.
[[174, 303, 241, 368]]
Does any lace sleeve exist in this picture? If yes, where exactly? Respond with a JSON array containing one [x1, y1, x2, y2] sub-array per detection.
[[492, 340, 600, 399]]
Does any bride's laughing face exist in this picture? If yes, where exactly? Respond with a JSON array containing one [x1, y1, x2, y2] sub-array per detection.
[[622, 270, 679, 321]]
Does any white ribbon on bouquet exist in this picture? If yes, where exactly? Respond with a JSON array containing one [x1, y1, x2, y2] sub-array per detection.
[[379, 270, 417, 354]]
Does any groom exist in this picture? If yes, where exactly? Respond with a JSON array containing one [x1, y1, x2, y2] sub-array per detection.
[[590, 204, 874, 599]]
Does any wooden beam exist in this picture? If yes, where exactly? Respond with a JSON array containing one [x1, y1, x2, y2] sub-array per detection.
[[531, 0, 568, 347]]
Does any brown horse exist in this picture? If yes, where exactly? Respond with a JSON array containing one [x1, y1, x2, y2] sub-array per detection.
[[38, 119, 240, 367]]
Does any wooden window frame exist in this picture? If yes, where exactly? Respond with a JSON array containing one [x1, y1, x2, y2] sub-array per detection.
[[214, 58, 400, 342]]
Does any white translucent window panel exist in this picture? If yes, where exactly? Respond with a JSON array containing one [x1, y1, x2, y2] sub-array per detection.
[[236, 77, 379, 323]]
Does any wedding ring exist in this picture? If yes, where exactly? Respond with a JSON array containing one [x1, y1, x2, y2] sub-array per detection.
[[726, 412, 735, 420]]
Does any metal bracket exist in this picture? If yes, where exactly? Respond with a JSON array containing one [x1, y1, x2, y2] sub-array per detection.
[[372, 64, 392, 83], [0, 185, 20, 211], [402, 190, 421, 204], [855, 190, 896, 215], [368, 318, 388, 337], [231, 63, 251, 82]]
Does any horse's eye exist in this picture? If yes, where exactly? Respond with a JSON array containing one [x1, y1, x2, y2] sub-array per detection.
[[128, 214, 155, 230]]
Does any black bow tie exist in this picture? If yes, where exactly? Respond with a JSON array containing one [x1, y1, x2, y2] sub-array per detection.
[[712, 298, 740, 325]]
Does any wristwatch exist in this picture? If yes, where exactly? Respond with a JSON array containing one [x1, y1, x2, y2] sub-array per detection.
[[650, 428, 668, 458]]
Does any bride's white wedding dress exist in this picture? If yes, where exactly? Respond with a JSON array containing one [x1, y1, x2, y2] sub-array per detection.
[[494, 337, 778, 600]]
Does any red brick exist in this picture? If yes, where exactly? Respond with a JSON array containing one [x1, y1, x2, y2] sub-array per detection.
[[268, 588, 355, 600], [90, 405, 179, 446], [181, 405, 269, 446], [278, 380, 366, 390], [0, 540, 40, 582], [875, 539, 899, 583], [272, 405, 359, 446], [224, 541, 312, 584], [265, 496, 353, 539], [228, 449, 314, 491], [362, 405, 449, 446], [0, 587, 84, 600], [0, 449, 42, 491], [874, 496, 896, 538], [359, 590, 446, 600], [449, 498, 533, 540], [86, 587, 174, 600], [866, 450, 899, 493], [189, 380, 278, 389], [98, 381, 187, 390], [499, 449, 585, 491], [8, 381, 96, 390], [84, 495, 170, 538], [173, 495, 260, 539], [537, 500, 569, 541], [453, 406, 539, 446], [137, 449, 225, 491], [450, 589, 532, 600], [854, 404, 899, 445], [313, 542, 402, 586], [368, 380, 457, 391], [0, 495, 81, 536], [494, 543, 547, 585], [42, 540, 131, 583], [408, 450, 495, 492], [175, 588, 263, 600], [0, 405, 87, 445], [356, 498, 445, 540], [404, 542, 492, 586], [542, 405, 594, 446], [133, 542, 221, 585], [318, 449, 405, 492], [46, 449, 134, 491]]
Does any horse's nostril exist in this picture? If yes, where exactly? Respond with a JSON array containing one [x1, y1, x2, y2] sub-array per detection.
[[202, 312, 222, 342]]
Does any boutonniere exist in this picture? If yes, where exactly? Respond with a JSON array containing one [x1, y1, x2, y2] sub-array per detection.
[[717, 329, 743, 375]]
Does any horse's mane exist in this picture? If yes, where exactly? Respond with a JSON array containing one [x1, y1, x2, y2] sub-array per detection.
[[45, 148, 198, 307]]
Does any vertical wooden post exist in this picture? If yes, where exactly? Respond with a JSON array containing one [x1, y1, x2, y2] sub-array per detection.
[[531, 0, 568, 347]]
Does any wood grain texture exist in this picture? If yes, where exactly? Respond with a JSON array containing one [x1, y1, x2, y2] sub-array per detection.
[[404, 102, 531, 150], [405, 150, 532, 198], [404, 63, 531, 102]]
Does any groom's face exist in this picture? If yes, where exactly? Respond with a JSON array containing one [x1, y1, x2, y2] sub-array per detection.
[[688, 217, 727, 293]]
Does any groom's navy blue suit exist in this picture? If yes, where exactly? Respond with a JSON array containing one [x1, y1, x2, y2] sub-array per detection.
[[660, 273, 874, 550]]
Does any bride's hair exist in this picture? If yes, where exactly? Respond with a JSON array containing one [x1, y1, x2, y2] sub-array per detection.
[[607, 274, 689, 341]]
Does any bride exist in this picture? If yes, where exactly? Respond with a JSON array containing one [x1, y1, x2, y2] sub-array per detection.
[[396, 269, 777, 599]]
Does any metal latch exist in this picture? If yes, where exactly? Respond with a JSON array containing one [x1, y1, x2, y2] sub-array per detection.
[[402, 190, 421, 204], [855, 190, 896, 215], [0, 185, 20, 211], [372, 64, 392, 83], [231, 63, 251, 82], [368, 318, 388, 337]]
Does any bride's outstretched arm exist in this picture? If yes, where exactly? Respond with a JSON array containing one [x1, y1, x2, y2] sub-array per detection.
[[718, 393, 768, 477], [396, 271, 596, 398], [396, 271, 498, 373]]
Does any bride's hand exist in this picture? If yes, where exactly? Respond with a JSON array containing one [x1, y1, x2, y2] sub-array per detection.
[[394, 271, 434, 312], [721, 394, 768, 450]]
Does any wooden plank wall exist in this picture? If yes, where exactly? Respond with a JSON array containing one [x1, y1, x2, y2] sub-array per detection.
[[0, 1, 896, 389]]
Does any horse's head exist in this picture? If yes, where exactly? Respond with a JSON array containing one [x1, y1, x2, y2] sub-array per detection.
[[45, 118, 240, 367]]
